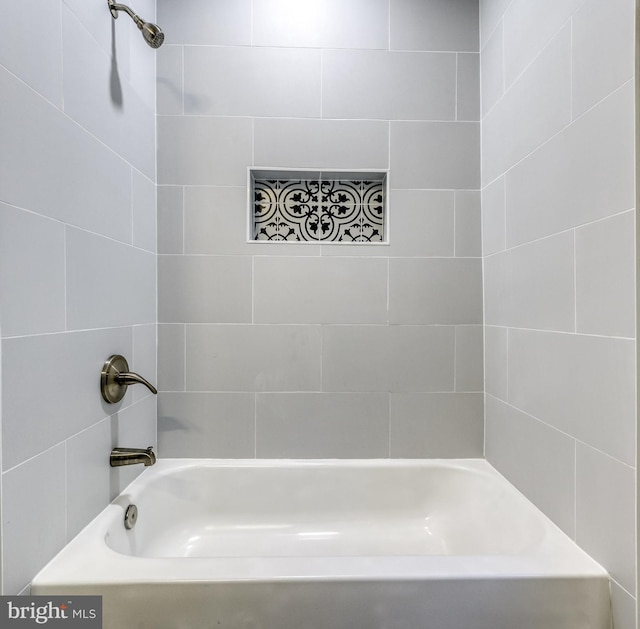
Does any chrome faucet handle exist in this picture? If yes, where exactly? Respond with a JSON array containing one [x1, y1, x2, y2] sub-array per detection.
[[101, 355, 158, 404], [115, 371, 158, 394]]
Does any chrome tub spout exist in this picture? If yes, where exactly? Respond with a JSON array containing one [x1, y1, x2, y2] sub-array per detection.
[[110, 446, 156, 467]]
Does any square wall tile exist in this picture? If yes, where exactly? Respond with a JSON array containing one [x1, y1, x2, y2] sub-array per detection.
[[158, 392, 255, 458], [390, 392, 483, 458], [256, 392, 389, 458]]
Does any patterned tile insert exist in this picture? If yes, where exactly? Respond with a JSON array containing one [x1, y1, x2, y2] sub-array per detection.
[[252, 173, 385, 242]]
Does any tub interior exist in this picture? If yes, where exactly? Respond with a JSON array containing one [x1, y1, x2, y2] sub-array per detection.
[[106, 462, 546, 558]]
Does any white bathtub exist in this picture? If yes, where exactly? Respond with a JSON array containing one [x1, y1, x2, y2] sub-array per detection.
[[32, 459, 610, 629]]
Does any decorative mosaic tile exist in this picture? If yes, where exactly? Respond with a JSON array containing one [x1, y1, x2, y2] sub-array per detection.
[[252, 174, 385, 242], [253, 179, 319, 241], [319, 180, 384, 242]]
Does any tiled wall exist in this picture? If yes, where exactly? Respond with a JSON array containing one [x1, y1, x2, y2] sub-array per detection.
[[156, 0, 483, 459], [0, 0, 157, 594], [480, 1, 636, 627]]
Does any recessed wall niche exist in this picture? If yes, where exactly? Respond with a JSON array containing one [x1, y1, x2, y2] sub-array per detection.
[[249, 169, 388, 243]]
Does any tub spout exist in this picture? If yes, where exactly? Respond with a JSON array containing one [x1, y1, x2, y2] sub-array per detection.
[[110, 446, 156, 467]]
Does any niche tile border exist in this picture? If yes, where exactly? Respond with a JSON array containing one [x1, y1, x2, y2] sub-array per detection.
[[249, 169, 388, 243]]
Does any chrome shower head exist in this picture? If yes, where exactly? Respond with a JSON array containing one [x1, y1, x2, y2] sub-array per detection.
[[139, 21, 164, 49], [108, 0, 164, 48]]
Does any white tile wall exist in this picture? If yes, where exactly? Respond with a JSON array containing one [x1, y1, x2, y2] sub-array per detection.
[[157, 0, 482, 463], [0, 203, 66, 337], [484, 231, 575, 331], [183, 47, 322, 118], [390, 0, 479, 52], [505, 81, 635, 247], [1, 0, 156, 594], [256, 393, 389, 458], [254, 257, 388, 324], [322, 51, 456, 120], [254, 119, 390, 170], [0, 0, 63, 107], [158, 392, 255, 458], [390, 392, 483, 458], [481, 2, 637, 626]]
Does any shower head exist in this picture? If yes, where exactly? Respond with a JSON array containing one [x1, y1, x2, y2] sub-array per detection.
[[108, 0, 164, 48]]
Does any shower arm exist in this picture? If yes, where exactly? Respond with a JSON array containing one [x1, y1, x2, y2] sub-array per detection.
[[108, 1, 144, 28]]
